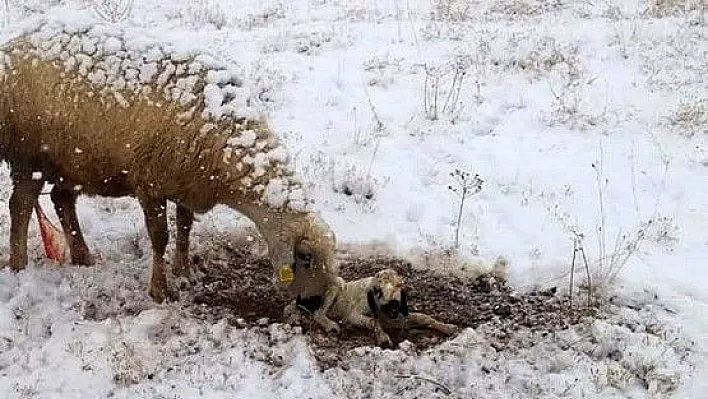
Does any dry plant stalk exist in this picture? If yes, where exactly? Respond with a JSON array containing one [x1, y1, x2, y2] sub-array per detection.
[[395, 374, 452, 395], [424, 58, 468, 120], [93, 0, 134, 23], [568, 233, 593, 309], [568, 152, 670, 305], [592, 157, 608, 279], [448, 169, 483, 249]]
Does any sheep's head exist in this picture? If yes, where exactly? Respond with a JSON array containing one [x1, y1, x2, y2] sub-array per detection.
[[272, 213, 338, 296]]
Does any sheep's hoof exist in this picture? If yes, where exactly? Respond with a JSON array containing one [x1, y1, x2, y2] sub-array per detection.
[[376, 333, 393, 348], [72, 253, 95, 267], [284, 312, 303, 327], [283, 302, 302, 325], [148, 283, 178, 303], [9, 257, 27, 271], [171, 259, 191, 278]]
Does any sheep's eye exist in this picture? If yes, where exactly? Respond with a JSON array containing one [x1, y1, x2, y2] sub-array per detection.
[[374, 288, 383, 298]]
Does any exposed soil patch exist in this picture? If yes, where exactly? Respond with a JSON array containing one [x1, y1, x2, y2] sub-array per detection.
[[184, 247, 593, 368]]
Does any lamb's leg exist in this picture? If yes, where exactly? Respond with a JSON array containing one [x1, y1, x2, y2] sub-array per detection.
[[406, 312, 459, 335], [345, 313, 392, 348], [172, 204, 193, 277], [138, 196, 172, 302], [312, 281, 342, 334], [50, 185, 93, 266], [8, 169, 44, 270]]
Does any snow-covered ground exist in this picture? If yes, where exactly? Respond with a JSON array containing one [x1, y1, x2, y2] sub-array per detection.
[[1, 0, 707, 397]]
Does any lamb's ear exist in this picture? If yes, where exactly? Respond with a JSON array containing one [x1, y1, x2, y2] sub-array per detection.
[[367, 289, 380, 317], [400, 289, 409, 317], [294, 240, 314, 270]]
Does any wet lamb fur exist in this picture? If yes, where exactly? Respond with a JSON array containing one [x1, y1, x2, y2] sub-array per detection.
[[0, 33, 340, 329], [287, 268, 459, 347]]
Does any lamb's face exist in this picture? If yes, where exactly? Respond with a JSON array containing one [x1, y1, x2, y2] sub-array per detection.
[[369, 269, 409, 319]]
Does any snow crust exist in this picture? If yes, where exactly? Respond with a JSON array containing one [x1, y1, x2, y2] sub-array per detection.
[[0, 0, 707, 398]]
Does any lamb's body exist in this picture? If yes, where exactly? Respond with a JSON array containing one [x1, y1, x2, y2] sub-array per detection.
[[0, 17, 339, 321], [287, 270, 459, 347]]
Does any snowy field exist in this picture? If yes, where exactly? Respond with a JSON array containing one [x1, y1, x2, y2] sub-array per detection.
[[0, 0, 707, 397]]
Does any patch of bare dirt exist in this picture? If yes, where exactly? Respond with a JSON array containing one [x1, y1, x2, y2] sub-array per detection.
[[184, 247, 593, 368]]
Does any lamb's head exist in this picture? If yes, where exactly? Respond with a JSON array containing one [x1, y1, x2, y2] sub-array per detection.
[[270, 212, 338, 296], [367, 268, 409, 319]]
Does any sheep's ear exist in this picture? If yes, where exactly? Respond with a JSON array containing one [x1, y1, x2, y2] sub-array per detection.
[[294, 240, 314, 270], [400, 289, 409, 317], [367, 289, 380, 317]]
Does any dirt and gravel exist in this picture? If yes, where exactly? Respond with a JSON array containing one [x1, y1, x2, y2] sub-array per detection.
[[184, 246, 594, 368]]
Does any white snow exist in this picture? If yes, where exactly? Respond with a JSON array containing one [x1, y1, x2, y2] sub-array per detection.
[[263, 178, 288, 208], [1, 0, 707, 398]]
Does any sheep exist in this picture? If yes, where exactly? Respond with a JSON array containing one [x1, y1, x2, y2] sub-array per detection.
[[0, 17, 341, 330]]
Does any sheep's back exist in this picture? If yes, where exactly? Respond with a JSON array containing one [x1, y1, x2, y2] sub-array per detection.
[[0, 19, 310, 212]]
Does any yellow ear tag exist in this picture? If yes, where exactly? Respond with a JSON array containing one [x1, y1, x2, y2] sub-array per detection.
[[279, 264, 294, 283]]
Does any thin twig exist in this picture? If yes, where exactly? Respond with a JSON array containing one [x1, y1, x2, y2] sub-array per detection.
[[629, 142, 641, 216], [569, 238, 577, 309], [579, 240, 592, 307], [442, 65, 457, 113], [608, 229, 623, 274], [423, 67, 430, 118], [432, 72, 439, 120], [365, 90, 385, 133], [404, 0, 420, 50], [93, 0, 134, 23], [393, 0, 403, 42], [395, 374, 452, 395], [367, 138, 381, 182], [444, 65, 466, 114], [450, 69, 466, 109], [449, 170, 483, 250], [353, 105, 361, 145], [592, 141, 607, 279], [454, 193, 465, 249], [362, 89, 384, 181]]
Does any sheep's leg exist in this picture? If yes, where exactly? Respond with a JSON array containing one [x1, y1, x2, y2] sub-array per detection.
[[345, 313, 392, 348], [283, 300, 303, 325], [406, 312, 459, 335], [50, 186, 93, 266], [8, 169, 44, 270], [172, 204, 193, 277], [138, 196, 173, 303]]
